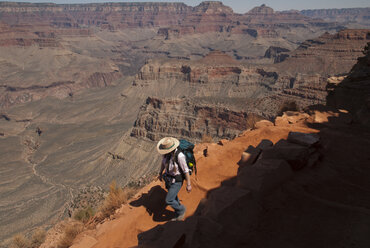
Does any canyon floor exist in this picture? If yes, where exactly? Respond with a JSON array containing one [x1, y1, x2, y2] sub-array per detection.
[[45, 109, 369, 248]]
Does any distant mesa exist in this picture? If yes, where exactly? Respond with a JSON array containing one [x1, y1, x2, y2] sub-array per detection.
[[248, 4, 274, 14], [194, 1, 233, 14]]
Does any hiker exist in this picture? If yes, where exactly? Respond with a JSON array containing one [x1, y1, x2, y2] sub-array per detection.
[[157, 137, 192, 221]]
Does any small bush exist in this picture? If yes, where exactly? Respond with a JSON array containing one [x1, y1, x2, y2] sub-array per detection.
[[11, 234, 30, 248], [57, 223, 84, 248], [30, 228, 46, 248], [73, 206, 95, 223], [201, 134, 213, 143], [278, 100, 299, 116], [99, 181, 129, 219], [11, 228, 46, 248]]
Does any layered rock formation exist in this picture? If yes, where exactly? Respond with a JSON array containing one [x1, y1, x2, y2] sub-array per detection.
[[131, 97, 251, 141], [0, 2, 339, 32], [301, 7, 370, 28], [275, 29, 370, 76]]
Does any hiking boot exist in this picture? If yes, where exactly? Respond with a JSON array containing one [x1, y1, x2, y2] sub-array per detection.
[[171, 207, 186, 221]]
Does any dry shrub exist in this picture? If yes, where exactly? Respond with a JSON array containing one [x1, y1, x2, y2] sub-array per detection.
[[57, 223, 84, 248], [30, 229, 46, 248], [99, 181, 128, 219], [11, 228, 46, 248], [246, 114, 264, 130], [124, 187, 137, 200], [73, 206, 95, 223], [278, 100, 299, 116], [11, 234, 30, 248], [201, 134, 213, 143]]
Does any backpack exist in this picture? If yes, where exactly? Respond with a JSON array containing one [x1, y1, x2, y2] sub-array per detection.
[[175, 139, 197, 175]]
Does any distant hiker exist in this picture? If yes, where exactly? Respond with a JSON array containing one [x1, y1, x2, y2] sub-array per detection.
[[157, 137, 192, 221]]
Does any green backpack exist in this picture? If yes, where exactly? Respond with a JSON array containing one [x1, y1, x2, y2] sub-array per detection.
[[174, 139, 197, 175]]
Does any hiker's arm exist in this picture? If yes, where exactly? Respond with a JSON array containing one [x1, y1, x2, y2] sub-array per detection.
[[184, 172, 192, 192], [177, 153, 192, 192], [158, 157, 165, 181]]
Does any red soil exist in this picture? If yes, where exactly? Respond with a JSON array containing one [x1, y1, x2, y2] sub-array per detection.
[[70, 125, 317, 248]]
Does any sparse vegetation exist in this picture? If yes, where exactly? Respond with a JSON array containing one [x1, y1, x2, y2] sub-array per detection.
[[30, 229, 46, 248], [99, 181, 130, 219], [57, 223, 84, 248], [11, 228, 46, 248], [73, 206, 95, 223], [277, 100, 299, 116], [11, 234, 30, 248], [201, 134, 213, 143]]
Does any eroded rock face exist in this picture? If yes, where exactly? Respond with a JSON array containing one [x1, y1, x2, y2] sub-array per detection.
[[327, 42, 370, 125], [0, 71, 121, 108], [131, 97, 250, 141], [0, 2, 344, 36], [276, 29, 370, 76]]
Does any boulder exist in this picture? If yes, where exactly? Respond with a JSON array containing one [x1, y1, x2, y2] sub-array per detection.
[[237, 159, 293, 195], [187, 216, 224, 248], [274, 116, 289, 126], [201, 186, 260, 238], [254, 120, 274, 129], [237, 145, 261, 167], [287, 132, 320, 147], [201, 186, 251, 220], [282, 111, 310, 124], [311, 110, 334, 123], [260, 140, 310, 170], [256, 139, 273, 150], [307, 152, 321, 167]]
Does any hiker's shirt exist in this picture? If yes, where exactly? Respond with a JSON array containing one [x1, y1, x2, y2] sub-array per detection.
[[162, 149, 189, 183]]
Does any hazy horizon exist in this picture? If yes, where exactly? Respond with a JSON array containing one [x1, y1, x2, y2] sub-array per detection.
[[1, 0, 369, 13]]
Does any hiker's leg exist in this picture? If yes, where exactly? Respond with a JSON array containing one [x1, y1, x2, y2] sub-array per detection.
[[175, 195, 180, 205], [165, 182, 185, 216]]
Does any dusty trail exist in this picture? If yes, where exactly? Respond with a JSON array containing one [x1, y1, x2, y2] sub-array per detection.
[[70, 125, 316, 248]]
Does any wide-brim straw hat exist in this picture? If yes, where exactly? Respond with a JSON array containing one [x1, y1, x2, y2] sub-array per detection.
[[157, 137, 180, 155]]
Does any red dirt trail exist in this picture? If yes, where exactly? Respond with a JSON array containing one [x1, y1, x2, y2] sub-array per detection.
[[71, 125, 317, 248]]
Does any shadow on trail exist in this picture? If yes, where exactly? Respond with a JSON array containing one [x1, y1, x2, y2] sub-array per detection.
[[130, 185, 176, 222]]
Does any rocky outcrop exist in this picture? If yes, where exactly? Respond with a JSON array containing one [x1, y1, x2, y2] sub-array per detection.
[[131, 52, 278, 105], [264, 46, 290, 63], [0, 21, 91, 47], [130, 49, 342, 119], [0, 71, 121, 108], [275, 29, 370, 76], [327, 42, 370, 125], [131, 97, 252, 141]]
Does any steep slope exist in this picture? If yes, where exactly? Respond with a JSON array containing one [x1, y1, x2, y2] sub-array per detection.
[[66, 108, 370, 248], [274, 29, 370, 75], [68, 117, 319, 248], [327, 42, 370, 125]]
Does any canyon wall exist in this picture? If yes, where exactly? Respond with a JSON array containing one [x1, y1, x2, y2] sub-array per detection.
[[274, 29, 370, 75], [301, 8, 370, 28], [131, 97, 251, 142]]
